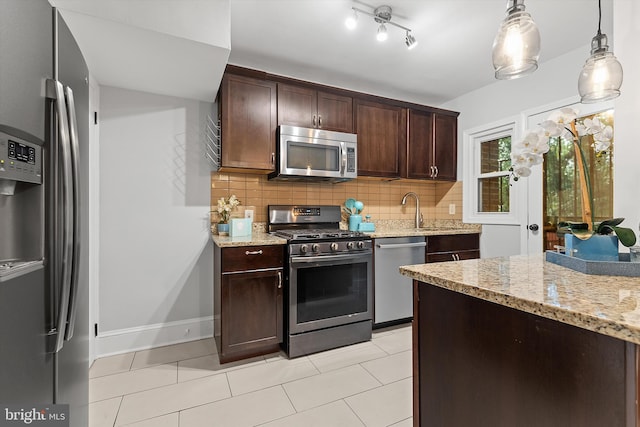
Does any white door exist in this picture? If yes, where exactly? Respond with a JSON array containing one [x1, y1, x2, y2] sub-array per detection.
[[520, 99, 615, 255]]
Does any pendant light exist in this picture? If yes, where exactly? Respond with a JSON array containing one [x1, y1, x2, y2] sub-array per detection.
[[578, 0, 623, 103], [492, 0, 541, 80]]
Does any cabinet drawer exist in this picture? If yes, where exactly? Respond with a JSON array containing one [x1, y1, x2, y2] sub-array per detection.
[[427, 234, 479, 253], [427, 250, 480, 263], [222, 246, 284, 273]]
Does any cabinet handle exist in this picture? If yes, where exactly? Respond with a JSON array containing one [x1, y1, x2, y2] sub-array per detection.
[[312, 115, 317, 127], [245, 250, 263, 256], [277, 271, 282, 289], [451, 253, 456, 261], [430, 165, 435, 178], [434, 166, 439, 178], [318, 115, 322, 128], [271, 152, 275, 166]]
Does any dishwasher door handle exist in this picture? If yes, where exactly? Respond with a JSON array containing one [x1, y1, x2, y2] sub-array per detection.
[[376, 242, 427, 249]]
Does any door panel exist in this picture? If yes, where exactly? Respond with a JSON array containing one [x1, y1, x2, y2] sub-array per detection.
[[317, 92, 353, 133], [277, 84, 316, 129]]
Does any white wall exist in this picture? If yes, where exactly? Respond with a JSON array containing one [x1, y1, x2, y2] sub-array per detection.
[[97, 86, 214, 356], [613, 1, 640, 242]]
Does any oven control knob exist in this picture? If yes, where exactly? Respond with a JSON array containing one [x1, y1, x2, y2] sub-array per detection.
[[311, 243, 320, 252], [330, 242, 339, 251], [346, 241, 355, 250], [357, 241, 365, 249], [300, 245, 308, 254]]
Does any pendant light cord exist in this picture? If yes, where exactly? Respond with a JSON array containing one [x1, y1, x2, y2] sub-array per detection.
[[597, 0, 602, 36]]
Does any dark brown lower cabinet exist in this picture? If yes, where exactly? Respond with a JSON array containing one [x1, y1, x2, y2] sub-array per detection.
[[214, 245, 284, 363], [426, 233, 480, 262], [413, 282, 637, 427]]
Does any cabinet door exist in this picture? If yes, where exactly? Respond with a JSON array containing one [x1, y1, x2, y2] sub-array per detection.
[[220, 74, 277, 171], [220, 269, 283, 361], [407, 109, 434, 179], [432, 114, 457, 181], [317, 91, 353, 133], [355, 100, 406, 178], [277, 84, 317, 129]]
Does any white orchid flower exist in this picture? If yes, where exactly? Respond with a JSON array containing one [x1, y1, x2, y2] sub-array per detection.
[[593, 125, 613, 143], [513, 165, 532, 178], [593, 140, 611, 152], [539, 120, 566, 138], [548, 107, 578, 125]]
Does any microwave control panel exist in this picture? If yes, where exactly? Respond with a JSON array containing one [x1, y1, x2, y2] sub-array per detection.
[[347, 147, 356, 172], [0, 131, 43, 185]]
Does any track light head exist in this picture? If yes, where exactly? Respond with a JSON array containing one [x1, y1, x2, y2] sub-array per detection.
[[405, 32, 417, 49]]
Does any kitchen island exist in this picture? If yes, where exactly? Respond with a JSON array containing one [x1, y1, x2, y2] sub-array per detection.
[[400, 254, 640, 427]]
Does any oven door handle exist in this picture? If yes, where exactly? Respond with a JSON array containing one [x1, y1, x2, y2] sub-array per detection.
[[291, 252, 371, 264]]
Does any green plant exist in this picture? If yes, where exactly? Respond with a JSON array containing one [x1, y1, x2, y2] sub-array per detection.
[[558, 218, 637, 247]]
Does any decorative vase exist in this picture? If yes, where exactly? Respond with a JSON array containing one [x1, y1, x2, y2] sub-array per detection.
[[217, 222, 230, 236], [349, 214, 362, 231], [564, 234, 619, 261]]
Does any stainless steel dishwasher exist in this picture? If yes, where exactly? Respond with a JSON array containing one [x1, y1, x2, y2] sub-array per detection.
[[374, 236, 426, 325]]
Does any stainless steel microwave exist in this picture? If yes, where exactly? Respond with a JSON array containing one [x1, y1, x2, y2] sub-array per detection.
[[269, 125, 357, 182]]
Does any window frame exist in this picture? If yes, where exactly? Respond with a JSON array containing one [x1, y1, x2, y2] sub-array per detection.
[[463, 118, 521, 225]]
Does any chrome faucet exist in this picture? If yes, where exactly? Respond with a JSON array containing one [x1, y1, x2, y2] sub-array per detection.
[[401, 192, 423, 228]]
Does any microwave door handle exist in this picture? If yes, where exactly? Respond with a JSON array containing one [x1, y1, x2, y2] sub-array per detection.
[[340, 142, 347, 176]]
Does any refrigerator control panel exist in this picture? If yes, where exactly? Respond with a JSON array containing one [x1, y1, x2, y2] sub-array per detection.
[[0, 131, 42, 184]]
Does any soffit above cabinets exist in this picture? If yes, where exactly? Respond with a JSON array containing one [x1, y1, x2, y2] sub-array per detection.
[[50, 0, 230, 102]]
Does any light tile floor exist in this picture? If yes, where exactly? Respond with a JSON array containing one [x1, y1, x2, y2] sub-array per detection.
[[89, 323, 412, 427]]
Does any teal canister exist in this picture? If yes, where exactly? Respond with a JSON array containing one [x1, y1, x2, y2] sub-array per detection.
[[349, 214, 362, 231]]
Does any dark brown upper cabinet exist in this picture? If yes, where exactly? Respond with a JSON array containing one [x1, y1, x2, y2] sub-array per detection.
[[277, 83, 353, 133], [407, 110, 458, 181], [219, 73, 277, 172], [354, 99, 407, 178]]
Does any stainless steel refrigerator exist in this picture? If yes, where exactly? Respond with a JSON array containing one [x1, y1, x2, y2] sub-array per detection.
[[0, 1, 89, 426]]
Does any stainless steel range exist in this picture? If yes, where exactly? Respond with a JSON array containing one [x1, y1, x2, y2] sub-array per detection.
[[268, 205, 373, 358]]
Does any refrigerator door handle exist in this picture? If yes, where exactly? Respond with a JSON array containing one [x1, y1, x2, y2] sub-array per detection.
[[63, 85, 80, 341], [46, 78, 73, 353]]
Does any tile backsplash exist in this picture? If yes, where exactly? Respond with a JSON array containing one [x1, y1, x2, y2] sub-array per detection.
[[211, 173, 463, 224]]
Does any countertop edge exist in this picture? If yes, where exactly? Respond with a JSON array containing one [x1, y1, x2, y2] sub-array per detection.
[[400, 258, 640, 346]]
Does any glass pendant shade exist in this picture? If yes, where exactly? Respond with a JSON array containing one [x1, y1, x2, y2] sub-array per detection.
[[492, 3, 541, 80], [578, 33, 623, 103]]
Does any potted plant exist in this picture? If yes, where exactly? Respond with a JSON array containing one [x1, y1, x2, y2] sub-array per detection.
[[215, 194, 240, 235], [511, 107, 636, 260]]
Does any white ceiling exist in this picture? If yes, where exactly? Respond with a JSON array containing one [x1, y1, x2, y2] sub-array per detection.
[[51, 0, 613, 106], [51, 0, 231, 101], [229, 0, 611, 106]]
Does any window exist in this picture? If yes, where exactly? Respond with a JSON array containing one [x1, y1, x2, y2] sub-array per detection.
[[478, 137, 512, 212], [463, 120, 519, 224]]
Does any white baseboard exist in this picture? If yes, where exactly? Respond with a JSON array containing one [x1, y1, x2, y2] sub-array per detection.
[[96, 316, 214, 358]]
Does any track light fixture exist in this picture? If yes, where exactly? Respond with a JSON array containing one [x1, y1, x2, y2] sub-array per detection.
[[492, 0, 541, 80], [345, 5, 417, 50], [578, 0, 623, 103]]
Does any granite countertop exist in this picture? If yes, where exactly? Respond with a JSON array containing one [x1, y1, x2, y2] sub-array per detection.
[[211, 231, 287, 248], [212, 220, 481, 247], [400, 254, 640, 345]]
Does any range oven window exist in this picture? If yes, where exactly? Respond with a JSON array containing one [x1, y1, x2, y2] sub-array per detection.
[[295, 261, 369, 323]]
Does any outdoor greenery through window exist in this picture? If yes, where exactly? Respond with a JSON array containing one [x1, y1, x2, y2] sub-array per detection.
[[478, 136, 512, 212], [543, 110, 614, 250]]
